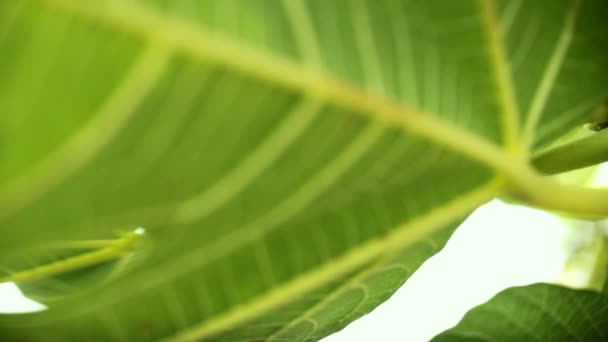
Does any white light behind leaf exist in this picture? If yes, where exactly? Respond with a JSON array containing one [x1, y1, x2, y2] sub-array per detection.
[[325, 163, 608, 342]]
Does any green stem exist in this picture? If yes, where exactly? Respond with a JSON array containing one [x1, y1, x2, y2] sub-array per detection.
[[491, 154, 608, 218], [0, 232, 140, 284], [507, 171, 608, 219], [531, 129, 608, 174]]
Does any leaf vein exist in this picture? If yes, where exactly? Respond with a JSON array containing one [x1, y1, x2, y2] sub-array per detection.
[[522, 0, 582, 147], [40, 0, 517, 179], [162, 179, 501, 341], [0, 45, 171, 222]]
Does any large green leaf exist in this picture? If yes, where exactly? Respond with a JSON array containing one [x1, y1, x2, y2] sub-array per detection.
[[431, 283, 608, 342], [0, 0, 606, 340]]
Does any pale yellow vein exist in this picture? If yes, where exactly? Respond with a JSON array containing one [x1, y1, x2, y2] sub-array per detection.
[[264, 254, 392, 342], [352, 0, 386, 94], [499, 0, 523, 36], [164, 179, 501, 341], [74, 123, 385, 317], [0, 46, 171, 222], [522, 0, 582, 148], [281, 0, 323, 69], [478, 0, 523, 156], [149, 124, 384, 290], [173, 100, 322, 224], [41, 0, 518, 180]]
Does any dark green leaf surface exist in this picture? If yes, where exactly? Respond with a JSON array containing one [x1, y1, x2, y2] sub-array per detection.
[[432, 283, 608, 342], [0, 0, 606, 341]]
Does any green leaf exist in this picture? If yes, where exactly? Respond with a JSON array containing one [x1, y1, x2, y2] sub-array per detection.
[[0, 0, 607, 341], [431, 283, 608, 342]]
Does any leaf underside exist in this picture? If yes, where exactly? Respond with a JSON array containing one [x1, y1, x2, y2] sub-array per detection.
[[432, 283, 608, 342], [0, 0, 606, 341]]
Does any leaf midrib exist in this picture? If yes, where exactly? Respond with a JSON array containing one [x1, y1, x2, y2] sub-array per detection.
[[41, 0, 519, 177]]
